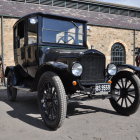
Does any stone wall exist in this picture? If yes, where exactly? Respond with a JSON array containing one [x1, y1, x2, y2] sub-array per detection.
[[87, 26, 136, 65], [0, 17, 139, 67], [0, 18, 17, 67], [136, 31, 140, 48], [2, 18, 17, 67], [0, 19, 1, 55]]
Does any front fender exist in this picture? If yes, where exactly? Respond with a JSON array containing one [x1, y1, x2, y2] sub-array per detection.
[[45, 61, 68, 70], [35, 61, 69, 82], [118, 64, 140, 72], [33, 62, 71, 91], [5, 66, 15, 77]]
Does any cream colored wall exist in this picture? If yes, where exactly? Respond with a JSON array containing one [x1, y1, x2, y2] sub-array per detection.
[[2, 18, 17, 67], [0, 18, 1, 55], [87, 26, 135, 65], [136, 31, 140, 49]]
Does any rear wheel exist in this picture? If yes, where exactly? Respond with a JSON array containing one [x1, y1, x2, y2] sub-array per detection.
[[38, 72, 67, 130], [7, 71, 17, 101], [110, 71, 140, 116]]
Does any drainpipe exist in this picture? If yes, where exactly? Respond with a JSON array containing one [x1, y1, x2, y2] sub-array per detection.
[[133, 30, 136, 66], [1, 16, 6, 86]]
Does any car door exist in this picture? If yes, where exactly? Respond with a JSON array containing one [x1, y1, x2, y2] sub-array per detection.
[[25, 16, 38, 78], [14, 20, 28, 73]]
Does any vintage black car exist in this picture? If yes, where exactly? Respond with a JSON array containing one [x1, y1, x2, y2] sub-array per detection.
[[5, 13, 140, 130]]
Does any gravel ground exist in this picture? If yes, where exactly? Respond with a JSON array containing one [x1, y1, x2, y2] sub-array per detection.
[[0, 86, 140, 140]]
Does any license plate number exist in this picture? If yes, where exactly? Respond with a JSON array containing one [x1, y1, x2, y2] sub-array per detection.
[[95, 83, 111, 93]]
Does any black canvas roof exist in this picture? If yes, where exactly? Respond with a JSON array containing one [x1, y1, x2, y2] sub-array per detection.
[[13, 12, 87, 28]]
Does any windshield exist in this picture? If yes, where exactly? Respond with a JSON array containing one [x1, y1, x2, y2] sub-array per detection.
[[42, 17, 84, 46]]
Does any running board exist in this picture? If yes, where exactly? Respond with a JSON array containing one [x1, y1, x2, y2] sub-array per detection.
[[13, 86, 32, 92]]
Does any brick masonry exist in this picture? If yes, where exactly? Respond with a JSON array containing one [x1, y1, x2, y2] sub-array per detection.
[[0, 18, 139, 67], [87, 26, 135, 65], [0, 18, 17, 67]]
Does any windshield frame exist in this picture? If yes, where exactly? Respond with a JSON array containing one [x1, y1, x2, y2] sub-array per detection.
[[38, 16, 87, 48]]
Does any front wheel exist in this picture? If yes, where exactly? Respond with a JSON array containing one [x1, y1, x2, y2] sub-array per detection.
[[37, 72, 67, 130], [109, 71, 140, 116]]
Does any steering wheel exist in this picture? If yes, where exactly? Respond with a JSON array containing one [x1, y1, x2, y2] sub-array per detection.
[[58, 35, 75, 44]]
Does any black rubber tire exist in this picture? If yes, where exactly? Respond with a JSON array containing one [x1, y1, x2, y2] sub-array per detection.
[[7, 71, 17, 101], [109, 71, 140, 116], [37, 72, 67, 130]]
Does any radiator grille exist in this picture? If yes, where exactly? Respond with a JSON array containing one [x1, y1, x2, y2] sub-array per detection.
[[80, 54, 105, 85]]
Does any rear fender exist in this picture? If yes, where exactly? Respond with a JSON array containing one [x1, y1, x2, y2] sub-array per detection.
[[5, 65, 29, 86], [5, 66, 17, 86], [5, 66, 15, 77]]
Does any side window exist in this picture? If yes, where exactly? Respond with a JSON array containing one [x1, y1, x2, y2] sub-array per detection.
[[27, 17, 37, 45], [17, 21, 25, 48]]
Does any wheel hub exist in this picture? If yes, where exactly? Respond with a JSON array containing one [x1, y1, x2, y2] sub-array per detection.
[[120, 88, 128, 98], [43, 95, 53, 106]]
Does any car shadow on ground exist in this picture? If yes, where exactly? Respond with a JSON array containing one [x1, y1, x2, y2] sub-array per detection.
[[0, 88, 50, 131], [0, 88, 119, 131], [67, 102, 119, 117]]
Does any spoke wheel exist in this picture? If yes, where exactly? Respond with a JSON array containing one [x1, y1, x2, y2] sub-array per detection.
[[110, 71, 140, 116], [7, 71, 17, 101], [38, 72, 67, 130]]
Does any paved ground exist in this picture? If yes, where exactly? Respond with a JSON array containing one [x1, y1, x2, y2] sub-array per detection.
[[0, 86, 140, 140]]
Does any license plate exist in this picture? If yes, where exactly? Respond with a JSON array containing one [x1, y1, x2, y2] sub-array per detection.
[[95, 83, 111, 93]]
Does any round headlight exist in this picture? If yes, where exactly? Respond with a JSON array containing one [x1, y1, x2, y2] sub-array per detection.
[[72, 63, 83, 76], [107, 64, 117, 76]]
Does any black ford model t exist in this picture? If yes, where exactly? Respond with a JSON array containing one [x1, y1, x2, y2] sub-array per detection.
[[5, 13, 140, 130]]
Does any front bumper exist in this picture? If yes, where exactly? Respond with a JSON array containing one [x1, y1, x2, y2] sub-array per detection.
[[77, 80, 111, 94]]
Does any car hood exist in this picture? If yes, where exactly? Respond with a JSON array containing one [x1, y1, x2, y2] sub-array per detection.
[[39, 47, 105, 64]]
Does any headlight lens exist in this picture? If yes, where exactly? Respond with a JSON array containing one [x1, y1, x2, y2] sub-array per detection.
[[72, 63, 83, 76], [107, 64, 117, 76]]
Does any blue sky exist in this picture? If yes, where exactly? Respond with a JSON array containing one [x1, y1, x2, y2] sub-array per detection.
[[96, 0, 140, 8]]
